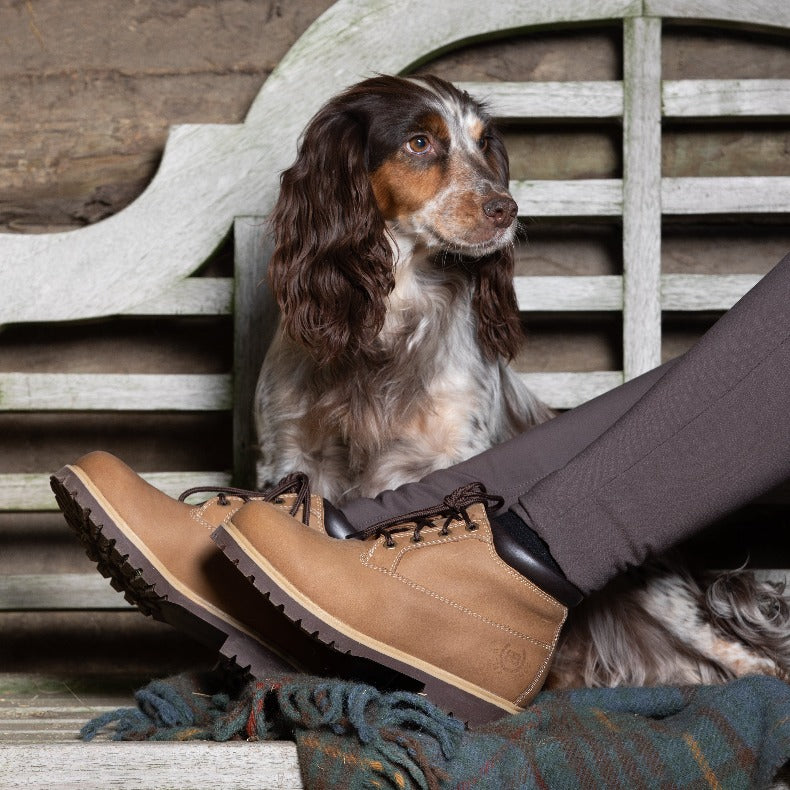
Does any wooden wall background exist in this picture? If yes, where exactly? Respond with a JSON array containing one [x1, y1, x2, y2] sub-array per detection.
[[1, 1, 789, 686]]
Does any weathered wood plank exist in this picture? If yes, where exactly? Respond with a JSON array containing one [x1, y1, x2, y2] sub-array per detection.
[[516, 274, 763, 312], [0, 0, 337, 234], [519, 371, 624, 408], [0, 1, 327, 80], [457, 81, 623, 118], [0, 471, 232, 511], [0, 675, 146, 706], [0, 699, 122, 743], [1, 730, 97, 744], [662, 177, 790, 214], [0, 742, 303, 788], [468, 74, 790, 123], [516, 177, 790, 218], [511, 179, 623, 216], [663, 79, 790, 117], [0, 574, 131, 612], [661, 274, 763, 310], [515, 276, 623, 311], [645, 0, 790, 31], [621, 17, 663, 380], [118, 278, 232, 316], [0, 373, 232, 411]]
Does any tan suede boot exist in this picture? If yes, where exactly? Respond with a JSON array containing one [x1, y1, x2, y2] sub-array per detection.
[[213, 483, 580, 724], [50, 451, 357, 678]]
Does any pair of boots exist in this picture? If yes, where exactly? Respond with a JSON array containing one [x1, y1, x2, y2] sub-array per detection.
[[52, 451, 580, 725]]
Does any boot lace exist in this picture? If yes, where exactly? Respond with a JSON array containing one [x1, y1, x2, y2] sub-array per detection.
[[178, 472, 312, 525], [347, 482, 503, 547]]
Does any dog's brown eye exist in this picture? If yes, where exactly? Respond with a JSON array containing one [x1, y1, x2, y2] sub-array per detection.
[[478, 136, 489, 152], [406, 135, 431, 154]]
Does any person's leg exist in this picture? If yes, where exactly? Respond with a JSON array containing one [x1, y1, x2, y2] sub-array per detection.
[[519, 253, 790, 592], [341, 358, 676, 526], [341, 252, 790, 594]]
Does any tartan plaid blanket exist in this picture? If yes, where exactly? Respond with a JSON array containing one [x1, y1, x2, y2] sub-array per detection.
[[82, 670, 790, 789]]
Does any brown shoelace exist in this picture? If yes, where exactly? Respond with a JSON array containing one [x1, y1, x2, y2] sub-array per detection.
[[178, 472, 312, 525], [347, 482, 504, 547]]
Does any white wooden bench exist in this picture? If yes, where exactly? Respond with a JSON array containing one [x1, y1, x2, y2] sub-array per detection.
[[2, 0, 789, 785]]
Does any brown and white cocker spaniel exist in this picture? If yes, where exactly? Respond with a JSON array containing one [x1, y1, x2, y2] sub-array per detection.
[[255, 74, 790, 691], [255, 74, 551, 503]]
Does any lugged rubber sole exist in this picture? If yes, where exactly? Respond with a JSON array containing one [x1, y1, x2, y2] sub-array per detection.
[[50, 465, 295, 677], [213, 522, 521, 726]]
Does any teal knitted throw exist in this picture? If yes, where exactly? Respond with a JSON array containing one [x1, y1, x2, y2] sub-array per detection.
[[82, 671, 790, 789]]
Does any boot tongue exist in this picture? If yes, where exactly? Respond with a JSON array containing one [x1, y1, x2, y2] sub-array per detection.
[[322, 501, 359, 539]]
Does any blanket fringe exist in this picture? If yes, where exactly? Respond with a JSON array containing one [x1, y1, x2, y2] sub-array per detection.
[[81, 672, 464, 789]]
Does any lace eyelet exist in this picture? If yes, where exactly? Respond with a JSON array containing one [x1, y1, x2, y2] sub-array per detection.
[[272, 496, 285, 505], [411, 535, 422, 543], [385, 535, 396, 548], [353, 482, 503, 547], [217, 493, 229, 506]]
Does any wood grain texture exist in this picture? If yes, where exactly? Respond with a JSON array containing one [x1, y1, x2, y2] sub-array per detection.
[[515, 274, 761, 311], [661, 274, 762, 309], [622, 16, 663, 379], [662, 27, 790, 81], [662, 177, 790, 213], [0, 742, 302, 788], [663, 129, 790, 179], [0, 471, 231, 511], [1, 123, 251, 324], [0, 0, 336, 234], [513, 175, 790, 224], [646, 0, 790, 30], [2, 1, 785, 325], [663, 79, 790, 117], [244, 0, 642, 126], [469, 76, 788, 127], [5, 10, 784, 233], [457, 81, 623, 118], [0, 574, 130, 611], [519, 371, 624, 408], [119, 278, 232, 316], [515, 276, 624, 310], [0, 686, 128, 745], [0, 373, 232, 411], [511, 179, 623, 216]]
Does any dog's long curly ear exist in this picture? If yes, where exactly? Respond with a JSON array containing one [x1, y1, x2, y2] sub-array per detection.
[[269, 99, 393, 364], [474, 245, 524, 361], [474, 127, 524, 361]]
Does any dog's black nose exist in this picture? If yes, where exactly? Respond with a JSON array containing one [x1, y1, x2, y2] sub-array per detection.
[[483, 196, 518, 228]]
